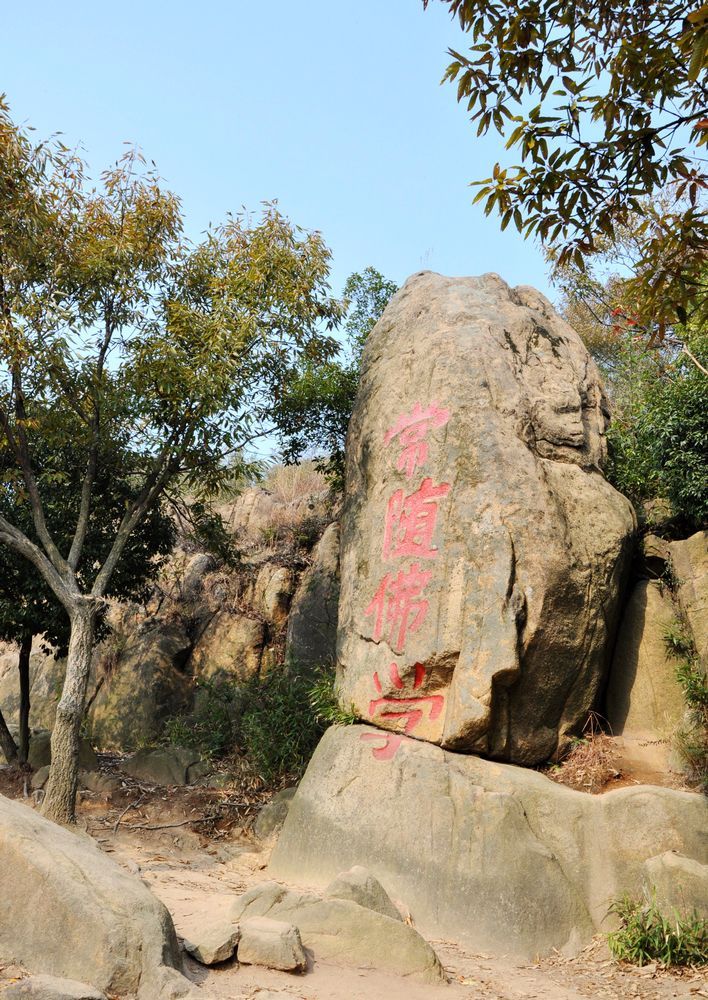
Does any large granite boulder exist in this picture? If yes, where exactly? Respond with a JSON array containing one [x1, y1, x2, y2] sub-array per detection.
[[269, 726, 708, 959], [286, 522, 340, 669], [338, 272, 635, 764], [0, 795, 196, 999]]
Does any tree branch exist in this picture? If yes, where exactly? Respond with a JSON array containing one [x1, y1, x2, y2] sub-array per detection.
[[0, 514, 75, 608]]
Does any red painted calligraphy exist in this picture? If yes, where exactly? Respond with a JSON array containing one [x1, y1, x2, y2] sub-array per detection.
[[364, 562, 432, 653], [368, 663, 444, 734], [384, 402, 451, 479], [382, 477, 451, 560], [359, 731, 404, 761]]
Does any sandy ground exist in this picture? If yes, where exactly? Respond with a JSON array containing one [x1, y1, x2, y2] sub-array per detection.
[[1, 765, 705, 1000]]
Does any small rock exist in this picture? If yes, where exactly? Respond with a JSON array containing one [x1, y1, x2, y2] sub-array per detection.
[[27, 731, 98, 771], [31, 765, 50, 791], [3, 974, 107, 999], [183, 921, 240, 965], [254, 787, 297, 842], [325, 865, 402, 921], [122, 746, 202, 786], [79, 771, 122, 796], [237, 916, 307, 973]]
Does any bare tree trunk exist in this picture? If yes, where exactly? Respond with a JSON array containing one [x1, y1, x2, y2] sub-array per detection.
[[0, 707, 17, 764], [18, 632, 32, 764], [41, 605, 96, 824]]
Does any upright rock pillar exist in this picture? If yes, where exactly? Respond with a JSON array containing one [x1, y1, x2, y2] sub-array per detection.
[[337, 272, 635, 764]]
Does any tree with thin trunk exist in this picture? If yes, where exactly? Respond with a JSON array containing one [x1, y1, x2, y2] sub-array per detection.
[[0, 98, 341, 823], [0, 423, 175, 765]]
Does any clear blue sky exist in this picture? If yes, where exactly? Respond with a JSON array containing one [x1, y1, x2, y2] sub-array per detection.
[[3, 0, 551, 301]]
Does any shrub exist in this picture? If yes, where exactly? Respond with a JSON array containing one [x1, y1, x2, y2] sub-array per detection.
[[309, 669, 359, 726], [663, 617, 708, 793], [161, 677, 238, 760], [606, 334, 708, 531], [608, 892, 707, 967]]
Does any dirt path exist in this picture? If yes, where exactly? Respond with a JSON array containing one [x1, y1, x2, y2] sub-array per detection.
[[100, 824, 705, 1000], [1, 772, 704, 1000]]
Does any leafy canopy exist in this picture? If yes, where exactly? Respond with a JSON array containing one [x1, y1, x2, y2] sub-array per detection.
[[0, 95, 342, 612], [425, 1, 708, 338], [272, 267, 398, 488]]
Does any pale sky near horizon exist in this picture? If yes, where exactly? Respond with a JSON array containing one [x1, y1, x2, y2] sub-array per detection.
[[3, 1, 553, 304]]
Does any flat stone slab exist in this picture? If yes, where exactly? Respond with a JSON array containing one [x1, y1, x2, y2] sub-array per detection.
[[3, 975, 107, 999]]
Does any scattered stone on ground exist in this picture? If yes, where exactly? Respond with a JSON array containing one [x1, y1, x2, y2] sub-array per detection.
[[2, 975, 107, 999], [231, 881, 445, 983], [183, 923, 240, 966], [254, 787, 297, 843], [0, 795, 191, 999], [324, 865, 402, 922], [237, 916, 308, 973], [122, 746, 207, 786]]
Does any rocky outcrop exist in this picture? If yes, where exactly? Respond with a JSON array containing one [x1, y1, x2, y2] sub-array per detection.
[[606, 581, 686, 738], [190, 612, 265, 685], [269, 726, 708, 959], [286, 522, 340, 668], [0, 794, 195, 999], [338, 272, 636, 764], [88, 622, 192, 751], [669, 530, 708, 667], [0, 643, 70, 733]]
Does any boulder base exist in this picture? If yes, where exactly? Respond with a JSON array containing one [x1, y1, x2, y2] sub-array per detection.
[[269, 726, 708, 958]]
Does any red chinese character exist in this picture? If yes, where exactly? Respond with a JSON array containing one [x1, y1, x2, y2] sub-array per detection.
[[364, 563, 433, 652], [382, 477, 450, 560], [360, 731, 403, 761], [384, 402, 451, 479], [368, 663, 444, 734]]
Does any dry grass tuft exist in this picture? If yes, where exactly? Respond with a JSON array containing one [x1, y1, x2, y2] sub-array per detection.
[[548, 729, 621, 793], [264, 460, 328, 504]]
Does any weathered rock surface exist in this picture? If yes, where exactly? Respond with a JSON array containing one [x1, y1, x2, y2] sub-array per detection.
[[183, 923, 240, 965], [286, 522, 340, 669], [122, 746, 205, 786], [254, 787, 298, 843], [3, 975, 107, 999], [642, 851, 708, 918], [236, 916, 307, 973], [88, 621, 192, 751], [669, 530, 708, 667], [0, 794, 192, 998], [338, 272, 636, 764], [269, 726, 708, 958], [0, 643, 68, 732], [230, 881, 444, 982], [605, 581, 686, 738], [325, 865, 401, 922], [190, 611, 265, 684]]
